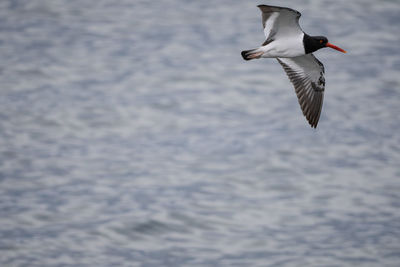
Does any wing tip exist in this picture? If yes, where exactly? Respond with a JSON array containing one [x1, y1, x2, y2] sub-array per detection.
[[257, 4, 301, 16], [306, 117, 319, 128], [257, 5, 271, 12], [310, 122, 318, 129], [306, 116, 318, 129]]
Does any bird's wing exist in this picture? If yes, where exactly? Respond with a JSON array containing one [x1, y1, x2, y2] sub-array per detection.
[[258, 5, 303, 45], [277, 54, 325, 128]]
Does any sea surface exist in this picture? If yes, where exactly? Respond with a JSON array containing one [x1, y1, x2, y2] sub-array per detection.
[[1, 0, 400, 266]]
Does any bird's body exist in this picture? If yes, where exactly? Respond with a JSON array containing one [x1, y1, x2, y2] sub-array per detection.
[[242, 5, 346, 128], [254, 33, 305, 58]]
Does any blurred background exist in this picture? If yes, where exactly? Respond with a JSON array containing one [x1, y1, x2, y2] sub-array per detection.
[[1, 0, 400, 266]]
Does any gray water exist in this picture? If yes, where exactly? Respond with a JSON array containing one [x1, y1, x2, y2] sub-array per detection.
[[1, 0, 400, 266]]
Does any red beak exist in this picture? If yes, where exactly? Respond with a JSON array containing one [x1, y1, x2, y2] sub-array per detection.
[[326, 42, 347, 53]]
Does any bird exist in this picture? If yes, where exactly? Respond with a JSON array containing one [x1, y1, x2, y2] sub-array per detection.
[[241, 5, 346, 128]]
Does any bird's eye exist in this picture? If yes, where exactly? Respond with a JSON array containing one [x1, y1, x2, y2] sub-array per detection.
[[320, 40, 323, 44]]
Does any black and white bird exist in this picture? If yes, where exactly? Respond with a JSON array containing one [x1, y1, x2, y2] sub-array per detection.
[[241, 5, 346, 128]]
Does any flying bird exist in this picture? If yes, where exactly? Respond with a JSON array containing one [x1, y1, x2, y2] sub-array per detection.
[[241, 5, 346, 128]]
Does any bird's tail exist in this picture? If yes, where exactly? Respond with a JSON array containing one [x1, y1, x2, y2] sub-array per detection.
[[241, 49, 263, 61]]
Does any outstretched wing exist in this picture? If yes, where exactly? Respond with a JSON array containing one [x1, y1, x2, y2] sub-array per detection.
[[277, 54, 325, 128], [258, 5, 303, 45]]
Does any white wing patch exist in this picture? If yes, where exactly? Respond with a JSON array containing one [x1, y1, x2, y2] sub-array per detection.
[[263, 12, 279, 41], [258, 5, 303, 43], [277, 54, 325, 128]]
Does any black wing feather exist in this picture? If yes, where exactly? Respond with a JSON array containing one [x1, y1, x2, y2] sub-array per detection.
[[277, 55, 325, 128]]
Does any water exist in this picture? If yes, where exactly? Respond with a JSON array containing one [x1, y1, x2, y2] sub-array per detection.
[[1, 0, 400, 266]]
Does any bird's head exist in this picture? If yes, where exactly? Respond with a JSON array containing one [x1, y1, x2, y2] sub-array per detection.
[[305, 35, 346, 54], [320, 36, 346, 53]]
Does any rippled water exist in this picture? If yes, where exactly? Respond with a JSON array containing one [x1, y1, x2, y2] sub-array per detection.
[[1, 0, 400, 266]]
